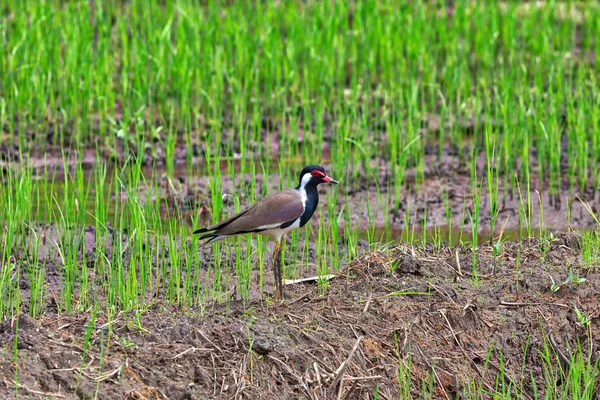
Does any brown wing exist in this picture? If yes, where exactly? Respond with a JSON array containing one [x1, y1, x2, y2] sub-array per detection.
[[217, 189, 304, 235], [194, 189, 304, 236]]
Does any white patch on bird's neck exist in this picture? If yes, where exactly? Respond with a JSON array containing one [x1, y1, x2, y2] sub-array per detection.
[[298, 172, 313, 191], [297, 172, 312, 207]]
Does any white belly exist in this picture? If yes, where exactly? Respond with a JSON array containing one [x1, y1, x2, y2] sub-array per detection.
[[258, 218, 301, 242]]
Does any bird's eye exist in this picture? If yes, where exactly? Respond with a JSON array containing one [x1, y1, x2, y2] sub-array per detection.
[[311, 170, 320, 177]]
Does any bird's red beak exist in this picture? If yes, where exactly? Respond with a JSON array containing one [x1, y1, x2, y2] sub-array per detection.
[[323, 175, 339, 184]]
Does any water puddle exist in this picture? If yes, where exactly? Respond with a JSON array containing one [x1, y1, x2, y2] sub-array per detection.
[[360, 224, 589, 247]]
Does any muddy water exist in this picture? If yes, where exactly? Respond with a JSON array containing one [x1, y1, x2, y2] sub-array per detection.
[[26, 151, 327, 229], [7, 140, 600, 246], [360, 224, 598, 248]]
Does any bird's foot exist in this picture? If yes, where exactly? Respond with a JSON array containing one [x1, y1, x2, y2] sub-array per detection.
[[272, 287, 287, 302]]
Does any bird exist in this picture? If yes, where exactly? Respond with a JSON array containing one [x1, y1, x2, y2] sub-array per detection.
[[193, 165, 339, 300]]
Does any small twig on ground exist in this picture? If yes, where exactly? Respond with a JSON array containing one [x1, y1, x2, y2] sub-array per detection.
[[314, 362, 323, 398], [268, 355, 314, 399], [455, 249, 463, 278], [56, 323, 72, 331], [211, 353, 218, 396], [272, 293, 309, 308], [47, 366, 98, 372], [219, 376, 226, 396], [440, 308, 513, 399], [429, 283, 456, 305], [348, 323, 361, 340], [94, 365, 123, 383], [463, 301, 493, 329], [232, 362, 246, 399], [440, 310, 461, 346], [48, 339, 86, 353], [343, 375, 383, 382], [362, 293, 373, 314], [414, 344, 450, 400], [549, 332, 571, 369], [341, 380, 358, 400], [500, 301, 570, 308], [96, 313, 122, 331], [3, 378, 66, 398], [172, 347, 212, 359], [196, 328, 223, 353], [329, 336, 363, 399], [300, 330, 337, 355]]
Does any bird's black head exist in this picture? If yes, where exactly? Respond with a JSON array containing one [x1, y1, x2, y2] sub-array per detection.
[[297, 165, 339, 189]]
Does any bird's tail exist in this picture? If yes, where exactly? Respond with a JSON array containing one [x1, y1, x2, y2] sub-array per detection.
[[195, 231, 228, 247]]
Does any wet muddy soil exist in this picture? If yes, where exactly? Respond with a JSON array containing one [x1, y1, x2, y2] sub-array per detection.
[[3, 133, 600, 244], [1, 232, 599, 399], [2, 121, 600, 398]]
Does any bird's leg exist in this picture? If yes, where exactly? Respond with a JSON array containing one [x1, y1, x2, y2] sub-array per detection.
[[272, 240, 284, 301]]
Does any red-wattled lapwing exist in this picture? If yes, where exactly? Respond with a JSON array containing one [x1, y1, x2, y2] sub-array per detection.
[[193, 165, 339, 300]]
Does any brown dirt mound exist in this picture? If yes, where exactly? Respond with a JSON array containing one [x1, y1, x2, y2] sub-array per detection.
[[1, 232, 599, 399]]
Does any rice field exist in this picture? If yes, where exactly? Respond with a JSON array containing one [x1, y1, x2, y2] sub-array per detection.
[[1, 1, 599, 399]]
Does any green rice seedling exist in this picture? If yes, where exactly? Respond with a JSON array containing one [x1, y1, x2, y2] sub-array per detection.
[[113, 156, 154, 309], [253, 233, 268, 296], [364, 187, 376, 245], [515, 176, 533, 240], [97, 164, 125, 315], [419, 369, 436, 399], [575, 195, 600, 268], [0, 257, 19, 320], [342, 192, 359, 264], [455, 197, 469, 246], [78, 302, 98, 386], [577, 194, 600, 227], [92, 159, 110, 256], [239, 236, 255, 301], [140, 187, 162, 305], [381, 179, 392, 245], [165, 108, 177, 179], [387, 108, 408, 211], [469, 181, 482, 280], [24, 227, 44, 318], [566, 196, 572, 231], [517, 336, 533, 394], [579, 230, 600, 268], [203, 154, 227, 300], [226, 187, 246, 300], [180, 237, 196, 307], [315, 212, 329, 295], [326, 189, 341, 273], [12, 301, 21, 395], [393, 331, 412, 398], [402, 190, 413, 244], [536, 189, 547, 243], [51, 153, 92, 313], [442, 188, 453, 245], [0, 157, 33, 318], [92, 327, 110, 398], [166, 223, 182, 305], [459, 341, 536, 399], [538, 331, 599, 400], [430, 222, 445, 251], [485, 128, 500, 243], [591, 94, 600, 191], [420, 196, 428, 248]]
